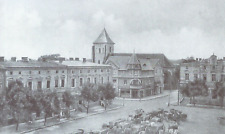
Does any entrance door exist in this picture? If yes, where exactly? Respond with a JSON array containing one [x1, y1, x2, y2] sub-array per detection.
[[132, 90, 138, 98]]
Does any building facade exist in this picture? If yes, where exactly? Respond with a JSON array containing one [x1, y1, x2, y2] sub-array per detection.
[[0, 66, 6, 95], [180, 54, 225, 90], [0, 58, 68, 92], [62, 58, 112, 94]]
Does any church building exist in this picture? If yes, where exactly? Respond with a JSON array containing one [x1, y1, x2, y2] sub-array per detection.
[[92, 28, 174, 98]]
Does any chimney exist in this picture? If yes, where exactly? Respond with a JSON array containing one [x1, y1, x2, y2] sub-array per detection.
[[75, 58, 79, 61], [11, 57, 16, 61], [21, 57, 28, 62], [69, 57, 74, 61], [0, 57, 4, 62], [83, 58, 86, 62]]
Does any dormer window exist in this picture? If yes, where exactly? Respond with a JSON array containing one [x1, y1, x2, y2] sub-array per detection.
[[143, 64, 146, 67]]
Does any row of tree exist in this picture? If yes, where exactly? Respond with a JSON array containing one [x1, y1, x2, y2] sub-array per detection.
[[0, 80, 116, 131], [81, 83, 116, 114], [180, 79, 225, 107], [0, 80, 75, 130]]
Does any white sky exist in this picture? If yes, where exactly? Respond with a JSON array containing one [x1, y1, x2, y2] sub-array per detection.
[[0, 0, 225, 60]]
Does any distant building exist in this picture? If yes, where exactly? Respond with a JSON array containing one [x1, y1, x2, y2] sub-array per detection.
[[180, 54, 225, 90]]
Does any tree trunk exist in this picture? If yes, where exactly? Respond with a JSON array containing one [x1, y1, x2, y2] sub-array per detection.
[[44, 114, 47, 126], [16, 120, 19, 131], [86, 101, 89, 114]]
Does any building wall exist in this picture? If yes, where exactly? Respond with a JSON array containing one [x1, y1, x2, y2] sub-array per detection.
[[93, 44, 114, 64], [180, 58, 225, 89], [66, 66, 112, 90], [5, 67, 67, 92], [0, 69, 6, 94]]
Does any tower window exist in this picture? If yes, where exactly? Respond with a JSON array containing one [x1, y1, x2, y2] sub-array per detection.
[[98, 60, 100, 64], [99, 48, 101, 53]]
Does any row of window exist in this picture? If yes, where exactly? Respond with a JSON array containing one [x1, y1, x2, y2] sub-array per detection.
[[26, 79, 65, 90], [185, 73, 218, 81], [185, 65, 223, 70], [97, 47, 112, 54], [75, 69, 109, 74], [23, 76, 111, 90], [9, 70, 65, 75]]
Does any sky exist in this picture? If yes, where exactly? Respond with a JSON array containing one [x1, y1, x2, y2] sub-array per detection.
[[0, 0, 225, 60]]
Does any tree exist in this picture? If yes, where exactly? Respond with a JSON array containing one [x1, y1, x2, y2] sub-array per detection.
[[62, 90, 74, 117], [6, 80, 31, 131], [0, 95, 8, 126], [81, 83, 94, 114], [181, 80, 208, 105], [98, 83, 116, 110], [215, 81, 225, 107]]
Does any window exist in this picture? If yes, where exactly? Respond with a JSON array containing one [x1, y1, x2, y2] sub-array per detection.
[[72, 70, 74, 74], [124, 80, 127, 85], [108, 76, 109, 82], [55, 80, 58, 87], [101, 77, 104, 84], [110, 47, 112, 52], [212, 74, 216, 81], [62, 70, 64, 73], [10, 71, 13, 75], [37, 81, 42, 89], [29, 71, 32, 74], [19, 71, 21, 74], [80, 70, 82, 73], [99, 48, 101, 53], [47, 70, 50, 73], [87, 78, 90, 83], [204, 66, 206, 70], [194, 74, 198, 80], [88, 70, 90, 73], [71, 79, 75, 87], [38, 71, 41, 74], [107, 69, 109, 72], [203, 74, 207, 81], [80, 78, 83, 86], [185, 66, 188, 69], [56, 70, 58, 74], [113, 79, 116, 83], [94, 77, 97, 84], [47, 80, 50, 88], [98, 60, 100, 64], [101, 69, 103, 72], [61, 79, 65, 87], [95, 69, 97, 73], [28, 82, 32, 90], [212, 66, 216, 70], [185, 73, 189, 80]]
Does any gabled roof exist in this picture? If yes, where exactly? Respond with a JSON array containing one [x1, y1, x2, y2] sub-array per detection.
[[106, 54, 162, 70], [127, 53, 140, 65], [108, 53, 174, 68], [93, 28, 115, 44]]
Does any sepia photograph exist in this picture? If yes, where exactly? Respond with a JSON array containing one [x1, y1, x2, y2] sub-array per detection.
[[0, 0, 225, 134]]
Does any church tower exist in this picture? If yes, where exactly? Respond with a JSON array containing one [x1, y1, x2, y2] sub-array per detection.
[[92, 28, 115, 64]]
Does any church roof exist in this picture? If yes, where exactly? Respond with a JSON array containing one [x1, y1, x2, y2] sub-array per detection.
[[107, 53, 174, 68], [93, 28, 115, 44]]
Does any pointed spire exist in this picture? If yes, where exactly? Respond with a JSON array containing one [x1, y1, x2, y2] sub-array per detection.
[[128, 52, 140, 65], [93, 28, 115, 44]]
